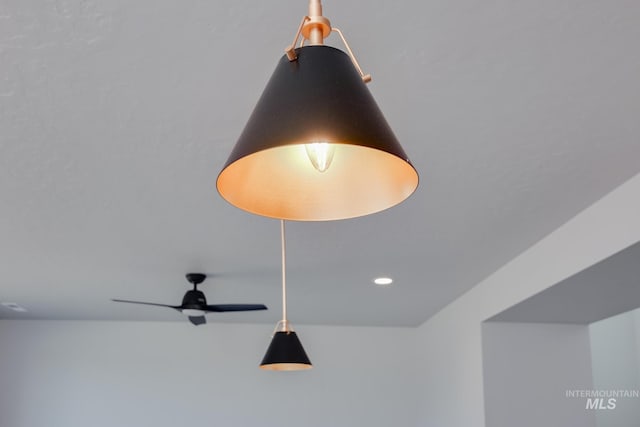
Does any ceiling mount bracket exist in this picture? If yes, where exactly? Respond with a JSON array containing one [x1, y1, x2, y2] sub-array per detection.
[[185, 273, 206, 288]]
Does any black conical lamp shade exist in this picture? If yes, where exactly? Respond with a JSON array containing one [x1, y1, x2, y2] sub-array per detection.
[[260, 331, 312, 371], [217, 45, 419, 221]]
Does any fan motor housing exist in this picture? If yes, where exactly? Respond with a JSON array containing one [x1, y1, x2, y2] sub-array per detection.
[[182, 290, 206, 309]]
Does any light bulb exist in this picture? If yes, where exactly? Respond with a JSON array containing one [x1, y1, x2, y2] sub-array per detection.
[[305, 142, 335, 172]]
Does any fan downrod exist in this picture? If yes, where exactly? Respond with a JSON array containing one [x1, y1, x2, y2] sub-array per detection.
[[185, 273, 206, 288]]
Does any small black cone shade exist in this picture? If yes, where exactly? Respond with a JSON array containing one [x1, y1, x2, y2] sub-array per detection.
[[260, 331, 312, 371], [217, 45, 419, 221]]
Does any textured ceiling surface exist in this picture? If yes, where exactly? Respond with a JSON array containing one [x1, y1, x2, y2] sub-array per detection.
[[1, 0, 639, 327]]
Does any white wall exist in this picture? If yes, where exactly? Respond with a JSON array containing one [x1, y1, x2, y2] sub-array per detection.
[[590, 308, 640, 427], [0, 320, 419, 427], [482, 322, 596, 427], [635, 310, 640, 375], [415, 173, 640, 427]]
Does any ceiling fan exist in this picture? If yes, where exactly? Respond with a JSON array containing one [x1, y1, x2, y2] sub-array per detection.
[[112, 273, 267, 326]]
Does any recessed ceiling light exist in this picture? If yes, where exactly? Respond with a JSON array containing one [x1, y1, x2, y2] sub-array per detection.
[[1, 302, 27, 312], [373, 277, 393, 286]]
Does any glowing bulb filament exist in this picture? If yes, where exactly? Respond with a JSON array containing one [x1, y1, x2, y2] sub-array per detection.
[[305, 142, 335, 172]]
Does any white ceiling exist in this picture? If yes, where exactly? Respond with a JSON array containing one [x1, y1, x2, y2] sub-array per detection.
[[490, 241, 640, 324], [1, 0, 639, 327]]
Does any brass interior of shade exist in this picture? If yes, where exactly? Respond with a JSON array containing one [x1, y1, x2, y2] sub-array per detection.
[[217, 144, 419, 221]]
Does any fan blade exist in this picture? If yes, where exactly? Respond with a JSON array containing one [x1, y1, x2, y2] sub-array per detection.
[[204, 304, 267, 312], [111, 299, 181, 310], [188, 316, 207, 326]]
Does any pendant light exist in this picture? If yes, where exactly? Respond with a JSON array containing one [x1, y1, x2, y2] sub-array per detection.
[[217, 0, 419, 221], [260, 220, 312, 370]]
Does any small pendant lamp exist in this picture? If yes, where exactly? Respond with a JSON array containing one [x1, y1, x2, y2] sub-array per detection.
[[260, 220, 312, 370], [217, 0, 418, 221]]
